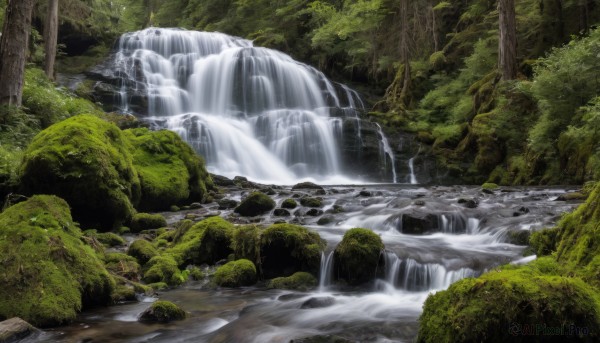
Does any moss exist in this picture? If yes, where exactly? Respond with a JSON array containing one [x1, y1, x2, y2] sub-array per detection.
[[213, 259, 257, 287], [481, 182, 499, 190], [148, 282, 169, 291], [19, 114, 140, 230], [530, 228, 559, 257], [123, 128, 213, 211], [104, 253, 141, 280], [143, 254, 188, 286], [0, 195, 114, 327], [130, 213, 167, 233], [169, 216, 234, 266], [281, 198, 298, 209], [300, 197, 323, 208], [128, 239, 159, 265], [334, 228, 384, 285], [139, 300, 186, 322], [260, 223, 325, 279], [267, 272, 317, 291], [234, 192, 276, 216], [84, 231, 125, 247], [417, 264, 600, 343], [231, 225, 262, 262]]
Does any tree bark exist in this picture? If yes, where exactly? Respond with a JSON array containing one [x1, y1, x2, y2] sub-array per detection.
[[0, 0, 35, 108], [44, 0, 60, 81], [498, 0, 517, 80]]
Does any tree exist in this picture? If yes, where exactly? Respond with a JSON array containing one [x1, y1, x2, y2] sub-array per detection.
[[399, 0, 412, 104], [44, 0, 59, 81], [498, 0, 517, 80], [0, 0, 35, 108]]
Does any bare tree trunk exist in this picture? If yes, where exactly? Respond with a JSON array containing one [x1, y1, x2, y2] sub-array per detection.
[[44, 0, 60, 81], [498, 0, 517, 80], [0, 0, 35, 108], [399, 0, 411, 105]]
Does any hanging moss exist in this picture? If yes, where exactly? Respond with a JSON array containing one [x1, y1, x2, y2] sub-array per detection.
[[124, 128, 213, 211], [19, 114, 141, 230], [334, 228, 384, 286], [213, 259, 257, 287], [0, 195, 114, 327]]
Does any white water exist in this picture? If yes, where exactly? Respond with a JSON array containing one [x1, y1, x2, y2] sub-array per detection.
[[318, 251, 335, 291], [112, 28, 396, 184], [408, 157, 417, 184]]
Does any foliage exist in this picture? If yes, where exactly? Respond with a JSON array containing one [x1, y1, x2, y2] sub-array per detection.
[[213, 259, 257, 287]]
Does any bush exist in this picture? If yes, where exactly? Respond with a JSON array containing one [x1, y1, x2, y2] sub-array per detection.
[[130, 213, 167, 233], [213, 259, 257, 287], [334, 228, 384, 285], [234, 192, 275, 216]]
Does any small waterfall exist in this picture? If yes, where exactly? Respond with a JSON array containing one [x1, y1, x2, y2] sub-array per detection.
[[438, 213, 468, 234], [384, 251, 402, 285], [107, 27, 398, 184], [408, 157, 417, 184], [318, 251, 335, 291], [375, 123, 397, 183]]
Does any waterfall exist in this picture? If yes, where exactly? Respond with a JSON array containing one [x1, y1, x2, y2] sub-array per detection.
[[108, 27, 397, 184], [318, 251, 335, 291], [375, 123, 397, 183], [408, 157, 417, 184]]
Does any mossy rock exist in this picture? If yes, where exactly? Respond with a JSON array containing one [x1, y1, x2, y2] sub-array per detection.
[[231, 225, 262, 262], [19, 115, 141, 230], [300, 197, 323, 208], [130, 213, 167, 233], [168, 216, 234, 266], [128, 239, 159, 265], [281, 198, 298, 209], [139, 300, 186, 323], [267, 272, 317, 291], [124, 128, 212, 211], [417, 261, 600, 343], [530, 228, 559, 256], [213, 259, 257, 287], [481, 182, 499, 190], [234, 192, 275, 216], [334, 228, 384, 285], [83, 230, 125, 248], [104, 253, 141, 280], [143, 254, 187, 286], [260, 224, 325, 279], [0, 195, 114, 327]]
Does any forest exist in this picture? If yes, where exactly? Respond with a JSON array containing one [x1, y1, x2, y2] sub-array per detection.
[[1, 0, 600, 342]]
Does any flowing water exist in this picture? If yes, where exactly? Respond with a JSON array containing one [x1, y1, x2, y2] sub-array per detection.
[[109, 28, 397, 184], [41, 185, 580, 343]]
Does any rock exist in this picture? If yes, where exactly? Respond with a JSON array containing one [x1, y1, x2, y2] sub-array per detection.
[[168, 217, 234, 265], [414, 200, 426, 206], [300, 197, 323, 208], [281, 198, 298, 209], [0, 318, 39, 342], [306, 209, 324, 216], [317, 215, 335, 225], [555, 192, 586, 201], [268, 272, 318, 291], [189, 202, 203, 209], [218, 198, 239, 210], [359, 190, 371, 197], [235, 192, 276, 216], [291, 335, 353, 343], [128, 239, 158, 265], [274, 208, 291, 217], [211, 174, 235, 186], [334, 228, 384, 285], [458, 198, 478, 208], [300, 296, 336, 309], [139, 301, 186, 323], [292, 182, 325, 191], [400, 213, 439, 235], [130, 213, 167, 233], [213, 259, 257, 287]]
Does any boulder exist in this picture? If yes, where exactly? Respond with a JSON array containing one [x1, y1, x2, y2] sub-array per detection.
[[213, 259, 257, 287], [334, 228, 384, 285], [234, 192, 276, 216], [300, 296, 336, 309], [0, 318, 39, 342], [139, 301, 186, 323], [267, 272, 317, 291]]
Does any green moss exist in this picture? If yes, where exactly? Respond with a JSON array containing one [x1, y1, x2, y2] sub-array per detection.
[[84, 230, 125, 247], [530, 228, 559, 256], [213, 259, 257, 287], [143, 254, 187, 286], [128, 239, 159, 265], [139, 300, 186, 322], [104, 253, 141, 280], [300, 197, 323, 208], [231, 225, 262, 262], [260, 223, 325, 278], [267, 272, 317, 291], [281, 198, 298, 209], [481, 182, 499, 190], [417, 264, 600, 343], [130, 213, 167, 233], [168, 216, 235, 266], [234, 192, 276, 216], [0, 195, 114, 327], [123, 128, 213, 211], [19, 114, 140, 230], [334, 228, 384, 285]]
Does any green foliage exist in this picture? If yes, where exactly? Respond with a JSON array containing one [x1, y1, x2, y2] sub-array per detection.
[[334, 228, 384, 285], [234, 191, 275, 216], [0, 195, 114, 327], [267, 272, 317, 291], [124, 128, 212, 211], [213, 259, 257, 287], [128, 239, 158, 265], [139, 300, 186, 322], [130, 213, 167, 233]]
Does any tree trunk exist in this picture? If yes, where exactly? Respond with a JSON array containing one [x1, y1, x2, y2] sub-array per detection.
[[0, 0, 35, 108], [44, 0, 60, 81], [399, 0, 411, 105], [498, 0, 517, 80]]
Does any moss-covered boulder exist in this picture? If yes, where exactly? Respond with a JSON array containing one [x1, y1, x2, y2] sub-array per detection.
[[417, 260, 600, 342], [281, 198, 298, 209], [0, 195, 114, 327], [169, 216, 235, 266], [139, 300, 186, 323], [300, 197, 323, 208], [104, 253, 141, 280], [334, 228, 384, 285], [127, 239, 159, 265], [130, 213, 167, 233], [260, 224, 325, 278], [213, 259, 257, 287], [143, 255, 188, 286], [124, 128, 212, 211], [267, 272, 317, 291], [83, 230, 126, 247], [19, 115, 140, 229], [234, 192, 275, 216]]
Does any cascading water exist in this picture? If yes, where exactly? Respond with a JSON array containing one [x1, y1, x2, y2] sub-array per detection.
[[108, 27, 396, 184], [318, 251, 335, 291]]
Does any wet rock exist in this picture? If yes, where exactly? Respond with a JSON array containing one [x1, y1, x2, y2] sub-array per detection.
[[359, 190, 371, 197], [274, 208, 291, 217], [291, 335, 353, 343], [458, 198, 478, 208], [278, 293, 306, 302], [334, 228, 384, 285], [300, 296, 336, 309], [414, 200, 426, 206], [210, 174, 235, 186], [400, 213, 439, 235], [0, 318, 39, 343], [268, 272, 317, 291], [139, 301, 186, 323], [234, 192, 275, 216], [281, 198, 298, 209], [555, 192, 586, 201], [506, 230, 531, 245], [300, 197, 323, 208], [306, 209, 324, 216], [317, 215, 335, 225], [189, 202, 203, 209], [218, 199, 239, 210], [292, 182, 325, 192]]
